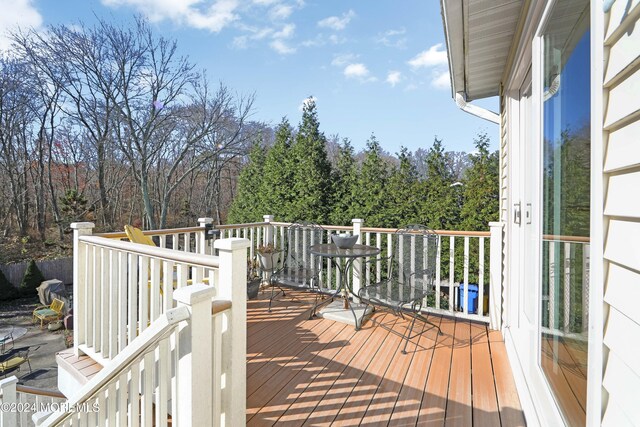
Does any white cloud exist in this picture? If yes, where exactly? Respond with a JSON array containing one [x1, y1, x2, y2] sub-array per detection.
[[386, 71, 402, 87], [0, 0, 43, 51], [252, 0, 278, 5], [101, 0, 239, 32], [273, 23, 295, 39], [270, 39, 295, 54], [376, 28, 407, 48], [270, 4, 292, 20], [331, 53, 357, 67], [431, 70, 451, 89], [408, 43, 448, 69], [343, 63, 376, 82], [317, 10, 355, 31]]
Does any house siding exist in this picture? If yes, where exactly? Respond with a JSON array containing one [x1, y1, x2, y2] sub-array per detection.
[[601, 0, 640, 424]]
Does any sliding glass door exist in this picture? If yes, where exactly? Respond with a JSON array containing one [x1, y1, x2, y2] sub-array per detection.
[[540, 1, 590, 425]]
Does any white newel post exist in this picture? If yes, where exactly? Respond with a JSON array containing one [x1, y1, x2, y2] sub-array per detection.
[[263, 215, 274, 247], [173, 284, 216, 426], [71, 222, 94, 356], [0, 376, 18, 427], [198, 217, 214, 255], [215, 238, 249, 426], [489, 222, 504, 330], [351, 219, 364, 302]]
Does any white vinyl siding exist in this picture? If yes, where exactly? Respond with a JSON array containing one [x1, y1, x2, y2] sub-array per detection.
[[601, 1, 640, 424]]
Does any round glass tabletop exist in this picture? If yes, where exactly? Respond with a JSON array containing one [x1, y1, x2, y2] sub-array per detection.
[[309, 243, 380, 258]]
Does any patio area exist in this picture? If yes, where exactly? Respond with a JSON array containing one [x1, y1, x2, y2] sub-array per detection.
[[246, 291, 525, 426]]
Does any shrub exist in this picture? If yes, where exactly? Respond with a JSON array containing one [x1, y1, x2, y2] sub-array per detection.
[[0, 268, 18, 301], [19, 260, 45, 297]]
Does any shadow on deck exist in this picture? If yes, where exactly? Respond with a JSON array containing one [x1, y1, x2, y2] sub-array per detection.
[[246, 291, 526, 426]]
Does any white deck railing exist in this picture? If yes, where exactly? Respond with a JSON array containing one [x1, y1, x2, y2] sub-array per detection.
[[217, 216, 504, 326], [64, 223, 248, 426], [0, 379, 66, 427]]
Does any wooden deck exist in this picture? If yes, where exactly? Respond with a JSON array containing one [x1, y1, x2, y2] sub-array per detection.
[[246, 292, 526, 426]]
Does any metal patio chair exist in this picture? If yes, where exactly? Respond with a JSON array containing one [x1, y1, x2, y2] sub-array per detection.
[[358, 225, 441, 354], [264, 222, 326, 314]]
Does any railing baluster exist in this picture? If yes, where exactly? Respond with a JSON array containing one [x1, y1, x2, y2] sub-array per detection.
[[163, 261, 175, 312], [86, 245, 95, 349], [549, 242, 556, 330], [449, 236, 455, 314], [117, 370, 128, 427], [129, 362, 140, 426], [150, 258, 162, 322], [101, 247, 110, 356], [118, 251, 127, 352], [463, 236, 470, 315], [478, 237, 485, 316], [564, 242, 571, 333], [128, 253, 139, 344], [376, 233, 382, 283], [139, 255, 149, 333], [109, 249, 118, 358], [435, 235, 441, 309]]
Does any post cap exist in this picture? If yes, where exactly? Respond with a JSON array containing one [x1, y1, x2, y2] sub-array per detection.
[[173, 283, 216, 305], [198, 217, 214, 224], [488, 221, 504, 228], [352, 218, 364, 224], [214, 237, 251, 251], [263, 215, 274, 222], [70, 222, 95, 230]]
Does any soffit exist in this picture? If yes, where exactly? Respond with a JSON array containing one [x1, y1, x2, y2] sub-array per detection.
[[441, 0, 525, 101]]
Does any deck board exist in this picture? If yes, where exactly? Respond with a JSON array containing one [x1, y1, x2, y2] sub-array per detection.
[[246, 293, 525, 426]]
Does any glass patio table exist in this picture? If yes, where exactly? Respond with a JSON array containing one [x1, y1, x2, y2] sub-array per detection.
[[309, 243, 380, 329]]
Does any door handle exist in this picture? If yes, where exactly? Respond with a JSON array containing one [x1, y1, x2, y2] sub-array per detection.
[[526, 203, 532, 224], [514, 202, 521, 225]]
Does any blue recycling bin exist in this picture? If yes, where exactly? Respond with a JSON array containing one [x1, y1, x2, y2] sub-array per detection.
[[458, 283, 479, 314]]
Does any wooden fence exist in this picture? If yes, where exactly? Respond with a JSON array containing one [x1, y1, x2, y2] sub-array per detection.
[[0, 258, 73, 287]]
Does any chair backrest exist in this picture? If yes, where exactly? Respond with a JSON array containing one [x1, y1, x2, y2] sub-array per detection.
[[51, 298, 65, 314], [283, 222, 325, 272], [388, 225, 438, 291], [124, 225, 156, 247]]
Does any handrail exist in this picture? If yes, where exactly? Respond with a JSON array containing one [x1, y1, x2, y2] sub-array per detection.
[[96, 226, 204, 239], [79, 235, 220, 268], [217, 222, 268, 229], [15, 385, 65, 399], [212, 300, 232, 315], [543, 234, 590, 243], [269, 221, 490, 237], [41, 306, 190, 426]]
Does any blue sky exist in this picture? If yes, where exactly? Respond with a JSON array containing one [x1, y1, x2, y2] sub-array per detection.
[[1, 0, 499, 154]]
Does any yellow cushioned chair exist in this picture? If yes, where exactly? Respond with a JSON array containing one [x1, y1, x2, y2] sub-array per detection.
[[33, 298, 65, 328]]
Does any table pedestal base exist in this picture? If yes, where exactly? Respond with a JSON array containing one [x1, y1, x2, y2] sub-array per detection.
[[317, 299, 373, 327]]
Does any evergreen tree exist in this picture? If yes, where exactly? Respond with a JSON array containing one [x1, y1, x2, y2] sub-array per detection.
[[0, 268, 18, 301], [385, 147, 419, 226], [460, 132, 499, 230], [261, 118, 295, 221], [353, 134, 390, 227], [19, 259, 45, 297], [330, 139, 358, 225], [227, 142, 266, 223], [289, 98, 332, 223], [418, 137, 457, 229]]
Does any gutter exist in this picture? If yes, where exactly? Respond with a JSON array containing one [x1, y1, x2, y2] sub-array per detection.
[[455, 93, 500, 124]]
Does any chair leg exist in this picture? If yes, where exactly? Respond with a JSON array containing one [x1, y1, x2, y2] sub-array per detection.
[[268, 282, 275, 312], [402, 313, 418, 355]]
